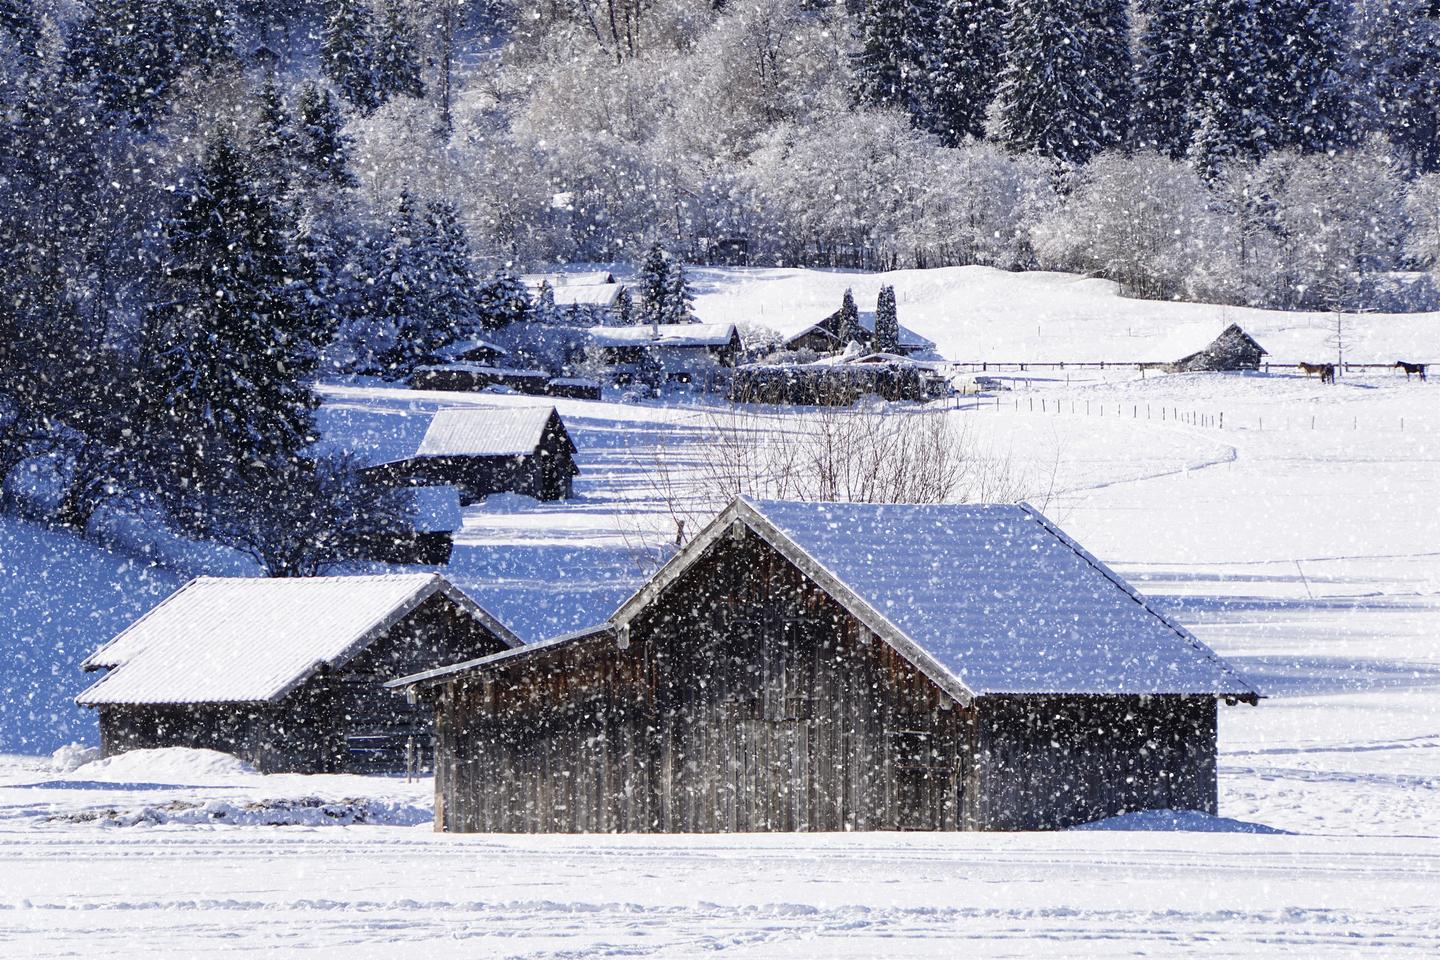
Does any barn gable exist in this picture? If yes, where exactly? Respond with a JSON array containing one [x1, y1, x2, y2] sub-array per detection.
[[612, 498, 1258, 705]]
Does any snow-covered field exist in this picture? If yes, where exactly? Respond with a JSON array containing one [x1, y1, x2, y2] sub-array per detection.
[[2, 266, 1439, 955]]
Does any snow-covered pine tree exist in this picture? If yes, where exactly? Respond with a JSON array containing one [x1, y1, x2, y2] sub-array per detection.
[[615, 286, 634, 325], [1262, 0, 1351, 153], [532, 280, 559, 323], [994, 0, 1108, 164], [1349, 0, 1440, 173], [835, 288, 860, 346], [927, 0, 1006, 145], [294, 82, 359, 189], [660, 263, 696, 323], [854, 0, 928, 120], [322, 0, 378, 113], [1186, 0, 1271, 178], [373, 0, 425, 105], [253, 77, 298, 189], [369, 192, 440, 373], [422, 199, 480, 344], [874, 285, 900, 354], [1088, 0, 1133, 151], [476, 268, 532, 329], [1132, 0, 1200, 157], [636, 243, 671, 323], [143, 132, 322, 514]]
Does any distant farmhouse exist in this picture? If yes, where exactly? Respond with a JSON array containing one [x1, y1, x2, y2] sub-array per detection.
[[365, 406, 579, 503], [1168, 324, 1268, 372], [523, 271, 626, 322], [393, 498, 1258, 833], [78, 575, 518, 774], [785, 309, 936, 357], [588, 322, 742, 384]]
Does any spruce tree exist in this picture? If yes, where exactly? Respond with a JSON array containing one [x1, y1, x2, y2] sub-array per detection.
[[322, 0, 377, 113], [1186, 0, 1271, 177], [854, 0, 927, 118], [835, 288, 861, 347], [995, 0, 1108, 164], [1264, 0, 1351, 153], [373, 0, 425, 105], [927, 0, 1006, 144], [144, 133, 320, 512], [294, 82, 359, 188], [1132, 0, 1200, 157], [615, 286, 634, 325], [1350, 0, 1440, 172], [660, 264, 696, 324], [423, 199, 480, 343], [253, 77, 297, 187], [476, 268, 532, 329], [636, 243, 671, 323], [370, 193, 435, 372], [874, 285, 900, 355], [1089, 0, 1133, 151]]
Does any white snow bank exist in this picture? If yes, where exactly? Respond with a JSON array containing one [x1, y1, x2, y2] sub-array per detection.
[[65, 748, 257, 784], [49, 743, 101, 774], [47, 795, 431, 828], [1074, 808, 1290, 834]]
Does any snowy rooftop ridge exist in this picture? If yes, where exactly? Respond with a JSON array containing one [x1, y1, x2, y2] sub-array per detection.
[[77, 574, 519, 706], [588, 323, 739, 348], [616, 498, 1259, 703], [414, 406, 569, 459]]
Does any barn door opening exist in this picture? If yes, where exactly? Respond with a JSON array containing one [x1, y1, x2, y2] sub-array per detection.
[[891, 728, 955, 831]]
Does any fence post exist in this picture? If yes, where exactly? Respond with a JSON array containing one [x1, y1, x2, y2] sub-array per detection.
[[1220, 412, 1223, 429]]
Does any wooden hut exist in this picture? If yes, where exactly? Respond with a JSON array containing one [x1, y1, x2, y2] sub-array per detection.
[[361, 485, 463, 566], [78, 574, 519, 774], [369, 406, 579, 504], [394, 499, 1258, 833], [785, 310, 935, 357], [1169, 324, 1268, 372]]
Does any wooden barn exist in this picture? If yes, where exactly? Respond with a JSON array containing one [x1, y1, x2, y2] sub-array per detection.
[[78, 574, 519, 774], [361, 485, 463, 567], [1169, 323, 1268, 372], [369, 406, 579, 504], [393, 499, 1258, 833], [409, 364, 553, 395], [785, 310, 935, 357]]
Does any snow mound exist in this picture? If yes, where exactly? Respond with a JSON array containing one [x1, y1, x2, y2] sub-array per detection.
[[49, 795, 433, 828], [50, 743, 102, 774], [66, 748, 258, 784], [1074, 809, 1291, 834]]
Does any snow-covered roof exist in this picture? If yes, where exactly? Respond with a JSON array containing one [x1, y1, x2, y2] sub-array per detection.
[[413, 363, 548, 378], [414, 405, 571, 458], [787, 311, 935, 351], [614, 499, 1258, 703], [524, 273, 623, 308], [429, 338, 510, 361], [77, 575, 520, 706], [588, 323, 738, 349]]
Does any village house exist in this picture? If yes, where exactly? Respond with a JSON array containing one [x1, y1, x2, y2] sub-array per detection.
[[78, 574, 519, 774], [365, 405, 579, 503], [587, 322, 743, 381], [392, 498, 1258, 833], [785, 309, 936, 357], [524, 271, 627, 323]]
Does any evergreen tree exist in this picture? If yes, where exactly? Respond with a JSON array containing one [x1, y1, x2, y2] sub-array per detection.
[[1349, 0, 1440, 172], [927, 0, 1006, 145], [294, 82, 359, 188], [370, 192, 436, 372], [143, 133, 321, 513], [1132, 0, 1200, 157], [532, 279, 559, 323], [252, 77, 297, 187], [1089, 0, 1133, 150], [874, 285, 900, 354], [835, 288, 860, 346], [854, 0, 927, 119], [1263, 0, 1351, 153], [636, 243, 671, 322], [660, 264, 696, 324], [995, 0, 1108, 164], [614, 286, 634, 325], [1186, 0, 1271, 177], [373, 0, 425, 105], [475, 268, 532, 329], [422, 200, 480, 342], [322, 0, 377, 113]]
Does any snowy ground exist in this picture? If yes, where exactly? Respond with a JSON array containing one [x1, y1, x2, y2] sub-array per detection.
[[2, 266, 1439, 955]]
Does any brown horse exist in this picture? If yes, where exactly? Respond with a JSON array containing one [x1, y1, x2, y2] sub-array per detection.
[[1395, 360, 1428, 381], [1299, 361, 1336, 384]]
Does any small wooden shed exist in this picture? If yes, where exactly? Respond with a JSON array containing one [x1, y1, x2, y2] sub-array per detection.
[[78, 574, 519, 773], [370, 406, 579, 504], [1169, 324, 1268, 372], [395, 499, 1258, 833]]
